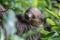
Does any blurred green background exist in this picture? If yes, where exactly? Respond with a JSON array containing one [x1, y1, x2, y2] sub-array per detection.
[[0, 0, 60, 40]]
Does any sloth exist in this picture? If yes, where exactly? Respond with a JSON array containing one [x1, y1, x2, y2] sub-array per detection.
[[0, 5, 51, 40], [16, 7, 47, 40]]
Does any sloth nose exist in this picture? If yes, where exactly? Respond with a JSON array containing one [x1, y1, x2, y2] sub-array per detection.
[[35, 19, 41, 23], [39, 21, 41, 23]]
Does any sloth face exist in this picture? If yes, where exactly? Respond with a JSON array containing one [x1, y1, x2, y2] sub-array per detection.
[[25, 7, 44, 26]]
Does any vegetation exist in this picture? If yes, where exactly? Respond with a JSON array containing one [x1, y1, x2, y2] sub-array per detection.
[[0, 0, 60, 40]]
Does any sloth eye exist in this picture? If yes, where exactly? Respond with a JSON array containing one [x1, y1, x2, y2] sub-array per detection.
[[25, 13, 33, 20], [28, 13, 32, 18]]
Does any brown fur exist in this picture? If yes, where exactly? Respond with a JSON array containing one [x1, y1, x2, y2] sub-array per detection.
[[24, 7, 45, 26], [16, 7, 45, 40]]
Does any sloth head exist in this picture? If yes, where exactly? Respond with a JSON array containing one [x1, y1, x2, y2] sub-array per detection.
[[25, 7, 46, 26]]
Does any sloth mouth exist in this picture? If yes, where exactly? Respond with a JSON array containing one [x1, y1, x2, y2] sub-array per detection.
[[31, 21, 41, 26]]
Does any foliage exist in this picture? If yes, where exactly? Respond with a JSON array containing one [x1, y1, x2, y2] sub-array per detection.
[[0, 0, 60, 40]]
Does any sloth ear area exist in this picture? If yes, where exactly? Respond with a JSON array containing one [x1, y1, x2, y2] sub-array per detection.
[[16, 14, 24, 21]]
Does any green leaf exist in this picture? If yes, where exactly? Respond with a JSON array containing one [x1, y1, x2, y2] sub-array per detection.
[[42, 37, 60, 40], [10, 35, 24, 40], [0, 27, 5, 40], [40, 30, 50, 35], [46, 9, 60, 20], [47, 18, 56, 26], [51, 38, 60, 40], [58, 9, 60, 16], [52, 26, 60, 33], [48, 37, 60, 40], [3, 9, 17, 35], [32, 0, 38, 7]]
